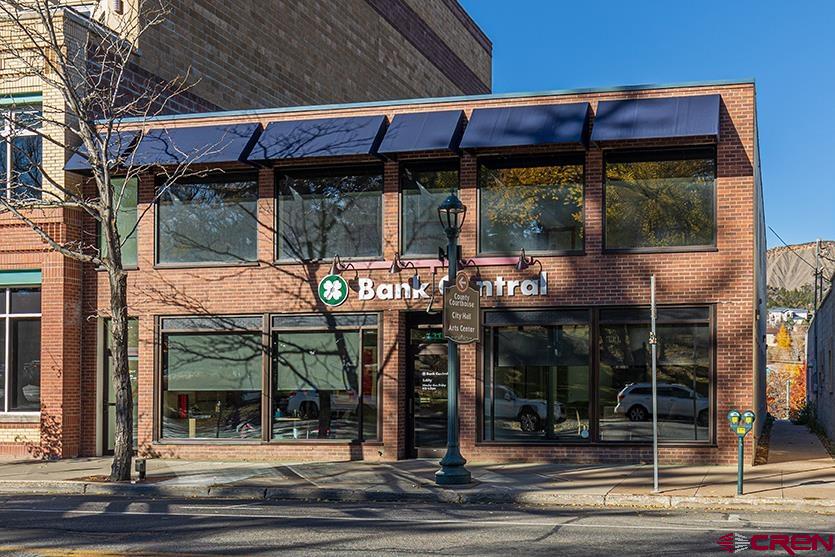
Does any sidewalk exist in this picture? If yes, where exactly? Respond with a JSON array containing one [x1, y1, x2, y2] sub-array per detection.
[[0, 422, 832, 513]]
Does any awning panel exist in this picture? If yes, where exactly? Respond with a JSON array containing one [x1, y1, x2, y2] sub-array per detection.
[[131, 123, 261, 166], [377, 110, 465, 154], [591, 94, 721, 142], [249, 115, 386, 161], [65, 131, 139, 172], [459, 103, 590, 149]]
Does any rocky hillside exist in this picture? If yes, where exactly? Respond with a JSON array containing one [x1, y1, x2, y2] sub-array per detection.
[[767, 240, 834, 300]]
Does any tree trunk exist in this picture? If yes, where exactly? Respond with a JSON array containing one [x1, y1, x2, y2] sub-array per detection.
[[108, 268, 133, 481]]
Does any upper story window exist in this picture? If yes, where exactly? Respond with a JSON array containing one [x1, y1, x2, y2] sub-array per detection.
[[400, 163, 458, 257], [0, 105, 42, 201], [99, 177, 138, 268], [478, 157, 584, 254], [277, 166, 383, 261], [0, 288, 41, 412], [157, 173, 258, 265], [605, 148, 716, 250]]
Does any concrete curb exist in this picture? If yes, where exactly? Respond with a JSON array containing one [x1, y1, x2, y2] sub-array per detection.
[[1, 480, 834, 514]]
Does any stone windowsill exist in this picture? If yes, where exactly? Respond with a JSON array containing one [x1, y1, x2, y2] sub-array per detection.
[[0, 413, 40, 424]]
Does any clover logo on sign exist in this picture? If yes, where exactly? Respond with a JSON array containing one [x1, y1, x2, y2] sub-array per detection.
[[318, 274, 348, 307]]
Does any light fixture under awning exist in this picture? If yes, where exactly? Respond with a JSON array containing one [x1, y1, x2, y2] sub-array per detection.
[[591, 94, 721, 142], [459, 103, 590, 149]]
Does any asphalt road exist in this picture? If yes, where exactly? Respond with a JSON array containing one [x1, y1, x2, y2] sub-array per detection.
[[0, 495, 831, 556]]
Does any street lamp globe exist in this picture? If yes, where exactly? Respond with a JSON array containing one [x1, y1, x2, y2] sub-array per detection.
[[437, 193, 466, 237]]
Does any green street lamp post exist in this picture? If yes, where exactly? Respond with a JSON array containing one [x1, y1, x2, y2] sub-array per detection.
[[435, 193, 471, 486]]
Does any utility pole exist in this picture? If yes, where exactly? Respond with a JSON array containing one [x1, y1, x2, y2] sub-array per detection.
[[815, 239, 821, 311], [786, 378, 791, 420], [814, 239, 821, 396], [650, 275, 659, 493]]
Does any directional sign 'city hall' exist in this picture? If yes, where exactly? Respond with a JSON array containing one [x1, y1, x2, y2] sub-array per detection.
[[443, 271, 480, 344]]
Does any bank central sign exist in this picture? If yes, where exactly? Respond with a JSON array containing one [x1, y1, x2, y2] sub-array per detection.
[[318, 271, 548, 306], [355, 271, 548, 301]]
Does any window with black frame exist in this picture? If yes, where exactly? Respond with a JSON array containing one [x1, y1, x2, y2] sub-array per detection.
[[0, 104, 42, 201], [483, 311, 590, 442], [277, 167, 383, 260], [0, 288, 41, 412], [160, 317, 263, 440], [598, 307, 711, 442], [605, 148, 715, 250], [157, 174, 258, 264], [479, 157, 584, 254], [400, 163, 458, 256], [272, 314, 379, 441]]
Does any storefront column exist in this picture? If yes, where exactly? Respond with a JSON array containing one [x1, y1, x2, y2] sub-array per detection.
[[381, 309, 406, 460], [40, 216, 83, 459]]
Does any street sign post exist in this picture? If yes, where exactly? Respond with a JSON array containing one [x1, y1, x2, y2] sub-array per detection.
[[727, 409, 756, 495], [443, 271, 480, 344], [650, 275, 659, 493]]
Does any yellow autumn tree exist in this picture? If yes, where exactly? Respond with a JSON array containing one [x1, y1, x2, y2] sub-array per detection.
[[775, 324, 792, 350]]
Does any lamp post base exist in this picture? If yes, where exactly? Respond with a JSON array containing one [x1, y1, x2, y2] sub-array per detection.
[[435, 465, 471, 486], [435, 449, 471, 485]]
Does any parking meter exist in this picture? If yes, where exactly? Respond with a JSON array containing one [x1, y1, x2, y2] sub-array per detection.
[[727, 409, 755, 495]]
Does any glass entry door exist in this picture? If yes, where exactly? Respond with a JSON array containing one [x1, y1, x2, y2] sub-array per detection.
[[103, 319, 139, 454], [406, 316, 447, 457]]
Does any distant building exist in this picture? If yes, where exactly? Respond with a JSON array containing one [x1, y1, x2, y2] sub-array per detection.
[[807, 288, 835, 440], [766, 326, 780, 347], [768, 307, 809, 327]]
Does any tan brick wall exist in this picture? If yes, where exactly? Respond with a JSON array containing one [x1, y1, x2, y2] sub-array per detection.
[[404, 0, 491, 87], [0, 425, 40, 444], [136, 0, 491, 110], [77, 83, 760, 465]]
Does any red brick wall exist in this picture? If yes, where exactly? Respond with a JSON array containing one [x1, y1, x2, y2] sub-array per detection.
[[73, 83, 758, 464], [0, 209, 83, 459]]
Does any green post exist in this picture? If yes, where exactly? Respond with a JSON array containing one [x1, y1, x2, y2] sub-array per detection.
[[435, 194, 471, 486], [727, 409, 755, 497], [737, 436, 744, 496]]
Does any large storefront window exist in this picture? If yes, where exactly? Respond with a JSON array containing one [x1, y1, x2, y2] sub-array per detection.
[[277, 167, 383, 260], [104, 318, 139, 452], [1, 104, 42, 201], [161, 317, 263, 439], [605, 149, 715, 249], [272, 314, 379, 441], [99, 177, 138, 267], [483, 310, 590, 442], [400, 163, 458, 256], [483, 307, 712, 444], [598, 308, 711, 442], [0, 288, 41, 412], [157, 174, 258, 264], [479, 157, 584, 254]]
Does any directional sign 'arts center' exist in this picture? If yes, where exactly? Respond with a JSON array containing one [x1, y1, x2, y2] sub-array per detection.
[[443, 271, 480, 344]]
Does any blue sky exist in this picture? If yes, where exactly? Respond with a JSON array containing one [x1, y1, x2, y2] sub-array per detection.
[[460, 0, 835, 247]]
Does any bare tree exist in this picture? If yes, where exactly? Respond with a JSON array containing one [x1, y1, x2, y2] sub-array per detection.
[[0, 0, 214, 480]]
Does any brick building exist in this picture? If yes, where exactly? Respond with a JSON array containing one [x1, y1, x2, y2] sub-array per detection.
[[0, 0, 491, 457], [54, 79, 765, 464], [807, 285, 835, 440]]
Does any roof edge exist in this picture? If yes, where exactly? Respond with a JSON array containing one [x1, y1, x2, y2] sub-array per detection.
[[112, 78, 756, 126]]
